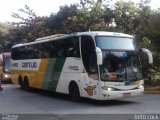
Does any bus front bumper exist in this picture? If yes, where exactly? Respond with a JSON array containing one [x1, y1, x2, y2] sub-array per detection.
[[100, 88, 144, 100]]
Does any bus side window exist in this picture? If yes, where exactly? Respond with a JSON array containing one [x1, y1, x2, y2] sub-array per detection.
[[33, 45, 39, 59], [81, 35, 98, 80], [12, 48, 19, 60], [66, 36, 80, 58], [57, 39, 65, 57], [19, 46, 26, 59], [73, 37, 80, 58], [25, 45, 34, 59]]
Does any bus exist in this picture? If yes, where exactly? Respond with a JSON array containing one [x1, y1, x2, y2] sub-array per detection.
[[0, 52, 12, 83], [11, 31, 153, 101]]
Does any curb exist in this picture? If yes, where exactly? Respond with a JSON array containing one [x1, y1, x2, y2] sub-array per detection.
[[144, 91, 160, 94]]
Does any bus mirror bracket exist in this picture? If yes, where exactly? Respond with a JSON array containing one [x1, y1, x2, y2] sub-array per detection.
[[96, 47, 103, 65], [140, 48, 153, 64]]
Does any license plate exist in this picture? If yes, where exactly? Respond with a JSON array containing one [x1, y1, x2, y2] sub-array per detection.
[[123, 93, 131, 97]]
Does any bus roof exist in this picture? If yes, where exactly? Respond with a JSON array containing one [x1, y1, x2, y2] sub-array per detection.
[[12, 31, 134, 48], [75, 31, 134, 38], [35, 34, 66, 41]]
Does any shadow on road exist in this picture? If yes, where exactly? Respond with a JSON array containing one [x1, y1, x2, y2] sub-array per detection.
[[20, 87, 138, 107]]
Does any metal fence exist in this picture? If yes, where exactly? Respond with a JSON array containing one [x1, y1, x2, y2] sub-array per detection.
[[144, 82, 160, 91]]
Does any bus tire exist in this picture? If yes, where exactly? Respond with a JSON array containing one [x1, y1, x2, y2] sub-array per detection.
[[69, 82, 80, 102], [19, 76, 24, 90], [24, 77, 30, 91]]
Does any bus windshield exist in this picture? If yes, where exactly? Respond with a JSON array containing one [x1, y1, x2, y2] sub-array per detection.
[[100, 51, 142, 81], [95, 36, 142, 81], [96, 36, 136, 50]]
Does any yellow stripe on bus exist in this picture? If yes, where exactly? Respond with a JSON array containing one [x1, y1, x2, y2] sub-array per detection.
[[11, 59, 49, 89]]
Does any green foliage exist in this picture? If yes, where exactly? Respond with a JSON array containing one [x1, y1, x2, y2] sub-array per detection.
[[76, 0, 107, 31], [0, 23, 13, 52], [45, 5, 79, 34], [114, 0, 139, 33], [11, 5, 37, 26]]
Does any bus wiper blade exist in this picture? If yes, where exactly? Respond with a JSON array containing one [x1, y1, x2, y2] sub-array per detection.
[[128, 66, 138, 80]]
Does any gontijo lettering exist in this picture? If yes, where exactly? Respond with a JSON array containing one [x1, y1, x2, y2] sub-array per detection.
[[22, 62, 37, 68]]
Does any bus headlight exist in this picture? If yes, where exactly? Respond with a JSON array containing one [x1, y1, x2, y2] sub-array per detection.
[[138, 85, 144, 89], [4, 75, 8, 78], [101, 86, 113, 91], [107, 87, 113, 91]]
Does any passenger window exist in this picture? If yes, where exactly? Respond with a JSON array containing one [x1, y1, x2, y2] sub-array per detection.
[[81, 35, 98, 80], [66, 36, 80, 58]]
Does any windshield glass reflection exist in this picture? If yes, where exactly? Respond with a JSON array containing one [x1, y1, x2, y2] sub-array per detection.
[[100, 51, 142, 81]]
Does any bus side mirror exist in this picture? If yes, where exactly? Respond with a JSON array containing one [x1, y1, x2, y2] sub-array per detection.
[[140, 48, 153, 64], [96, 47, 103, 65]]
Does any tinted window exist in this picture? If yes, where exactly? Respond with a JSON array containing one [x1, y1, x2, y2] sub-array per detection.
[[12, 36, 80, 60], [65, 37, 80, 57], [81, 35, 97, 74]]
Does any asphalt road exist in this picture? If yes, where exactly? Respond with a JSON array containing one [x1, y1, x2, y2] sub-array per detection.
[[0, 84, 160, 120]]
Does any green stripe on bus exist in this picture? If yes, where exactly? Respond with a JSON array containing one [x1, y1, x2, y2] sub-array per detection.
[[48, 58, 66, 91], [42, 58, 56, 89]]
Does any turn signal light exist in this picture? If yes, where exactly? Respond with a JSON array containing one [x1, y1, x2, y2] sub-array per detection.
[[111, 74, 117, 79]]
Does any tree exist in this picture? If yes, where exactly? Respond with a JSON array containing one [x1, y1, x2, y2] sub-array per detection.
[[44, 5, 79, 34], [69, 0, 114, 31], [0, 23, 13, 52], [113, 0, 141, 34], [11, 5, 48, 42]]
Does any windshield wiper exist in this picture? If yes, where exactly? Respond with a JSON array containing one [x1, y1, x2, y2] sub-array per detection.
[[128, 66, 138, 80]]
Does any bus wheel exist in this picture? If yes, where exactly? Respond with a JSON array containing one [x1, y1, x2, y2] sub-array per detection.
[[69, 82, 80, 102], [24, 77, 30, 91], [19, 76, 24, 90]]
